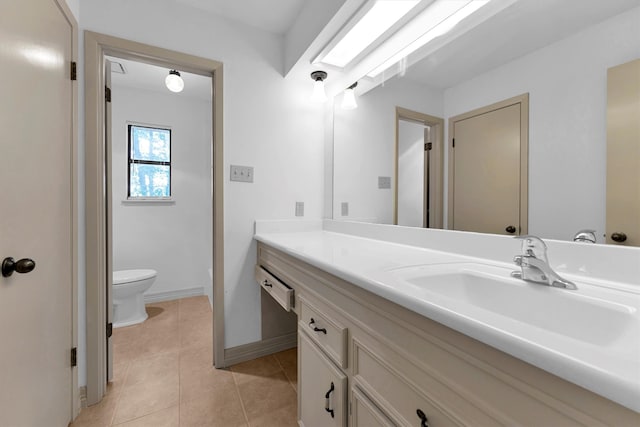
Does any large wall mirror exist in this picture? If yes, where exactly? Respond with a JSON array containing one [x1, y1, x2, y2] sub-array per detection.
[[331, 2, 640, 245]]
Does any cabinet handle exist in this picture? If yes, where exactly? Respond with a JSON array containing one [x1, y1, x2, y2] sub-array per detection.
[[416, 409, 429, 427], [262, 279, 272, 288], [309, 318, 327, 334], [325, 382, 335, 418]]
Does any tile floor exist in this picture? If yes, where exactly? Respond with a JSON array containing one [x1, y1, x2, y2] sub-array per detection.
[[70, 296, 298, 427]]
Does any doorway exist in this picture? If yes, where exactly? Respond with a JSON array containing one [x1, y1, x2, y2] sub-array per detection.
[[448, 94, 529, 235], [84, 31, 225, 406], [394, 107, 444, 228]]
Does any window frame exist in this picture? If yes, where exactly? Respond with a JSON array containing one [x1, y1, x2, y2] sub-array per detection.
[[126, 123, 172, 200]]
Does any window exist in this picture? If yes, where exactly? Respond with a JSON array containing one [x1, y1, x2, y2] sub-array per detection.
[[127, 124, 171, 199]]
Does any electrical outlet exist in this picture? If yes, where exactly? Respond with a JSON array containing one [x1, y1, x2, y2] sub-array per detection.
[[295, 202, 304, 217], [378, 176, 391, 189], [230, 165, 254, 183], [341, 202, 349, 216]]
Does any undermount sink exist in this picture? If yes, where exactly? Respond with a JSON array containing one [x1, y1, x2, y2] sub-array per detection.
[[385, 263, 638, 346]]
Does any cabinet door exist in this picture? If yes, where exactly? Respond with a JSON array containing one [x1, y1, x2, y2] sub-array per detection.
[[351, 386, 395, 427], [299, 331, 347, 427]]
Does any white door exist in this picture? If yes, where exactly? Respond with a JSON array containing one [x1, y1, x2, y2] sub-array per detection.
[[450, 102, 523, 235], [606, 59, 640, 246], [0, 1, 74, 425]]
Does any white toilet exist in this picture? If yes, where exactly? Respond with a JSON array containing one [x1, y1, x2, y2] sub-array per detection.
[[113, 269, 157, 328]]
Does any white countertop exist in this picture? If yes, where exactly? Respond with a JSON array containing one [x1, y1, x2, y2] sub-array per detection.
[[254, 225, 640, 412]]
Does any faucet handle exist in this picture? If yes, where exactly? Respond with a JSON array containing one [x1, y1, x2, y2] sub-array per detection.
[[574, 229, 597, 243], [514, 235, 548, 261]]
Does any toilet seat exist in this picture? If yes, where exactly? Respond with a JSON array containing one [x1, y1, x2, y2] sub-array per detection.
[[113, 269, 156, 285]]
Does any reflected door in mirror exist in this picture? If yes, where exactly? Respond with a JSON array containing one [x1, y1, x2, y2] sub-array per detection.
[[448, 94, 529, 235], [606, 59, 640, 246]]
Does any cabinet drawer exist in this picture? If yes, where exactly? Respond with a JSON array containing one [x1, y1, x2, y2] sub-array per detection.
[[353, 339, 498, 427], [255, 266, 294, 311], [299, 296, 348, 369]]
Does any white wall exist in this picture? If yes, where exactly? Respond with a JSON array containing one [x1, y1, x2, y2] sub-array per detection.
[[444, 7, 640, 242], [333, 77, 443, 223], [110, 84, 212, 299], [64, 0, 79, 21], [397, 120, 425, 227], [78, 0, 325, 385]]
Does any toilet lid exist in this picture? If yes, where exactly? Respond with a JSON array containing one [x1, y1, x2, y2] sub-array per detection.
[[113, 269, 157, 285]]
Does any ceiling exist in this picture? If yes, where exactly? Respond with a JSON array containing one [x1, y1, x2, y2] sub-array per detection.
[[107, 57, 212, 101], [175, 0, 309, 34], [108, 0, 640, 99]]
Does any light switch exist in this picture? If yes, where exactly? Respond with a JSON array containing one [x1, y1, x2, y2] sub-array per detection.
[[295, 202, 304, 217], [230, 165, 254, 183]]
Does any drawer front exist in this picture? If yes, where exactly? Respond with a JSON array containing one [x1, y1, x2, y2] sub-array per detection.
[[353, 339, 498, 427], [351, 386, 395, 427], [299, 296, 348, 369], [255, 266, 294, 311]]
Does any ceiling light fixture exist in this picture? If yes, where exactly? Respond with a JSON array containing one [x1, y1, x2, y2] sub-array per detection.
[[316, 0, 420, 68], [310, 71, 328, 103], [367, 0, 491, 77], [341, 82, 358, 110], [165, 69, 184, 93]]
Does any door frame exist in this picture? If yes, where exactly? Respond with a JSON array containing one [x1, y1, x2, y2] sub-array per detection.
[[447, 93, 529, 234], [84, 31, 225, 405], [394, 107, 444, 228], [53, 0, 80, 419]]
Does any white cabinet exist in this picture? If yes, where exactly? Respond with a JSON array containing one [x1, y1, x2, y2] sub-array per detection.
[[299, 331, 347, 427], [258, 242, 640, 427]]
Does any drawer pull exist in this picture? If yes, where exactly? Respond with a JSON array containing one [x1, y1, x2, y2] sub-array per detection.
[[417, 409, 429, 427], [262, 279, 272, 288], [309, 318, 327, 334], [324, 382, 335, 418]]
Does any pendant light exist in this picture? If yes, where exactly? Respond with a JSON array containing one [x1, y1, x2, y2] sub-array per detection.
[[341, 82, 358, 110], [165, 69, 184, 93], [310, 71, 328, 103]]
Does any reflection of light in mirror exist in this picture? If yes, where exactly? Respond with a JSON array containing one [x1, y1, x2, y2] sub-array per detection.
[[368, 0, 490, 77], [341, 85, 358, 110], [21, 46, 63, 70], [317, 0, 420, 68]]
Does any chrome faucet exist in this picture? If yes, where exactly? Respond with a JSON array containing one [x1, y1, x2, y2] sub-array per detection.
[[573, 229, 596, 243], [511, 235, 577, 290]]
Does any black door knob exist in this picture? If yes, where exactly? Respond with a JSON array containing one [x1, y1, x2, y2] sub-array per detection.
[[505, 225, 517, 234], [611, 232, 627, 243], [2, 257, 36, 277]]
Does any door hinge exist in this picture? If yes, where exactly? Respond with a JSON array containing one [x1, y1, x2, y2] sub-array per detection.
[[71, 347, 77, 367], [424, 142, 433, 151], [106, 322, 113, 338], [452, 138, 455, 148], [70, 61, 77, 81], [105, 86, 112, 103]]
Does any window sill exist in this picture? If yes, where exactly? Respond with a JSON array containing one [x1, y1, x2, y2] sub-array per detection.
[[121, 199, 175, 205]]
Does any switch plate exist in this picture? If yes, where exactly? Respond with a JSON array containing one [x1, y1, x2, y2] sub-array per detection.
[[341, 202, 349, 216], [378, 176, 391, 189], [230, 165, 254, 183], [295, 202, 304, 217]]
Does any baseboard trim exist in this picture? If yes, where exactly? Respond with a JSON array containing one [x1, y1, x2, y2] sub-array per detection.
[[144, 287, 204, 303], [223, 333, 297, 367], [79, 385, 87, 409]]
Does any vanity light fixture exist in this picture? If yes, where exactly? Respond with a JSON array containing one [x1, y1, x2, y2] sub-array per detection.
[[310, 70, 328, 103], [316, 0, 420, 68], [165, 69, 184, 93], [367, 0, 491, 77], [341, 82, 358, 110]]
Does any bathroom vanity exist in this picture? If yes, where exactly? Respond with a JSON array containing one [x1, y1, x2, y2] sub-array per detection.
[[254, 220, 639, 426]]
